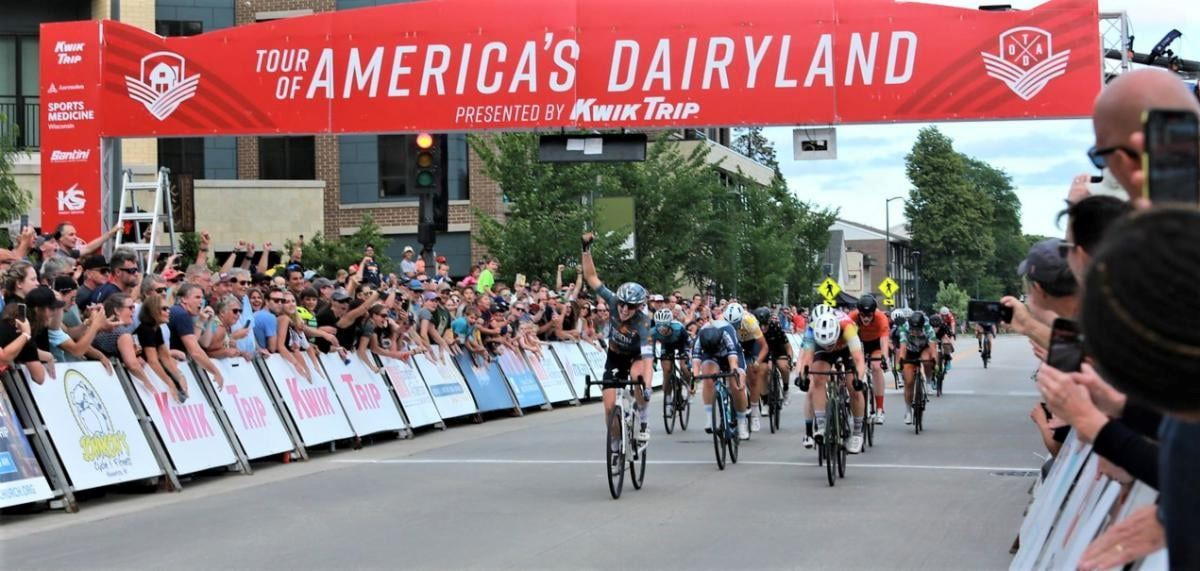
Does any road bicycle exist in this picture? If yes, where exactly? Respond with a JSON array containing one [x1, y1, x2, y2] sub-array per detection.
[[934, 341, 952, 397], [981, 334, 993, 369], [762, 356, 787, 434], [804, 365, 855, 487], [661, 351, 691, 434], [586, 374, 648, 499], [901, 358, 935, 435], [695, 371, 739, 470]]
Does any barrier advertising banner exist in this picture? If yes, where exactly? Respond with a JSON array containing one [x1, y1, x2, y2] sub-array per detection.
[[40, 0, 1101, 236], [0, 381, 54, 508], [579, 342, 609, 381], [525, 348, 576, 403], [549, 342, 593, 398], [413, 352, 478, 419], [23, 363, 161, 491], [453, 353, 516, 413], [260, 355, 354, 446], [495, 349, 547, 408], [318, 354, 406, 436], [129, 364, 238, 475], [209, 358, 294, 459], [377, 355, 441, 428]]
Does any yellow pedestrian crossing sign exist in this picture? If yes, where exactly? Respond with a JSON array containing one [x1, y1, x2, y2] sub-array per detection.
[[879, 277, 899, 299], [818, 278, 841, 304]]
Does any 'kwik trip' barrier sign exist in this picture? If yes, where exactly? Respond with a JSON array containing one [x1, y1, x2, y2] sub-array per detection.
[[40, 0, 1100, 237]]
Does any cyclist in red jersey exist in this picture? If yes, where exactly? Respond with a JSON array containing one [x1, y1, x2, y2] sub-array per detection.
[[848, 295, 890, 424]]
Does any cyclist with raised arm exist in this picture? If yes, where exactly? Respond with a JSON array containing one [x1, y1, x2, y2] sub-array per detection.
[[848, 295, 890, 425], [898, 311, 938, 425], [724, 303, 769, 433], [580, 232, 655, 445], [652, 308, 691, 415], [691, 318, 749, 439], [797, 309, 868, 454], [755, 307, 794, 406]]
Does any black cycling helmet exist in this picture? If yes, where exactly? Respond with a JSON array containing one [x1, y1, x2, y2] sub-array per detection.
[[929, 314, 944, 329], [908, 311, 927, 329], [698, 327, 727, 354], [753, 307, 772, 324], [857, 294, 878, 314]]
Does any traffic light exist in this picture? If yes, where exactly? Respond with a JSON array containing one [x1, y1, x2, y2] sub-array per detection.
[[409, 132, 441, 194]]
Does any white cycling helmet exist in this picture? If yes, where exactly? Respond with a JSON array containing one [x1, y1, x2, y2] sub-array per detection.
[[812, 313, 841, 348], [891, 309, 904, 322], [900, 307, 914, 319], [811, 304, 832, 318], [723, 303, 745, 324], [653, 308, 674, 326], [939, 307, 950, 316]]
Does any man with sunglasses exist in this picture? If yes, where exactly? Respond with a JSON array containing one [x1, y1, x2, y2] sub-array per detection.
[[581, 232, 655, 444], [75, 254, 110, 313], [89, 249, 140, 306]]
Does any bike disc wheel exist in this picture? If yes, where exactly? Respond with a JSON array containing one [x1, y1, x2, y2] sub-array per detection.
[[662, 382, 676, 434], [606, 406, 626, 499], [824, 432, 837, 486], [630, 433, 646, 490], [864, 386, 875, 448], [769, 369, 782, 434], [678, 379, 691, 431], [712, 394, 726, 470]]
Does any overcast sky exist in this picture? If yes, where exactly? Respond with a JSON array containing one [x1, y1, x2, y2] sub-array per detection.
[[765, 0, 1199, 238]]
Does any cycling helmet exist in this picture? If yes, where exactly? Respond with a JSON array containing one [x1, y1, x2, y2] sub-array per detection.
[[891, 309, 904, 322], [812, 313, 841, 348], [939, 306, 950, 316], [723, 303, 745, 325], [900, 307, 913, 319], [753, 307, 772, 324], [930, 314, 944, 329], [908, 311, 927, 329], [811, 304, 832, 318], [653, 308, 674, 325], [698, 327, 727, 354], [857, 294, 878, 314], [614, 282, 647, 306]]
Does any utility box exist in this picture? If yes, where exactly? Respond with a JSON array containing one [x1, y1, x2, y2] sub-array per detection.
[[793, 127, 837, 160]]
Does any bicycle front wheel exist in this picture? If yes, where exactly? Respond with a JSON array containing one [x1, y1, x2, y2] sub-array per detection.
[[769, 368, 782, 434], [629, 425, 646, 490], [712, 392, 727, 470], [678, 376, 691, 431], [728, 405, 740, 465], [662, 380, 676, 434], [606, 406, 626, 499], [863, 383, 875, 448]]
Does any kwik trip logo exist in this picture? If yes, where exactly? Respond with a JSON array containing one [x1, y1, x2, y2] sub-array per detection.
[[125, 51, 201, 120], [54, 40, 84, 65], [57, 183, 87, 213], [981, 26, 1070, 101]]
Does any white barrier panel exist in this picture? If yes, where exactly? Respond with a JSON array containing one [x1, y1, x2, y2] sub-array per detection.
[[578, 342, 608, 380], [210, 359, 294, 460], [413, 351, 478, 419], [0, 381, 54, 507], [23, 363, 162, 491], [549, 343, 592, 398], [1012, 434, 1092, 570], [130, 364, 238, 475], [378, 356, 442, 429], [526, 348, 575, 403], [319, 354, 406, 436], [260, 355, 354, 446]]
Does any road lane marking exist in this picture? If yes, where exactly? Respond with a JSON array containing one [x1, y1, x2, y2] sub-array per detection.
[[333, 458, 1036, 472]]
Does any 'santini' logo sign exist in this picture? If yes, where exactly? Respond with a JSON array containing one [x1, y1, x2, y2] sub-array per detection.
[[981, 27, 1071, 101], [125, 51, 201, 120]]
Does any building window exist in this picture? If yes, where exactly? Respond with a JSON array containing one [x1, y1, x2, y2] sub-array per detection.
[[0, 35, 40, 149], [159, 137, 206, 179], [155, 20, 203, 37], [260, 136, 315, 180]]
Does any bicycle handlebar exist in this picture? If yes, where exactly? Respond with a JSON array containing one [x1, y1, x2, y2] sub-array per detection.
[[691, 372, 737, 381]]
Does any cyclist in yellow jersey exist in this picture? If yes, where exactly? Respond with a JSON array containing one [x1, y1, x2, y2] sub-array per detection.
[[723, 303, 769, 432]]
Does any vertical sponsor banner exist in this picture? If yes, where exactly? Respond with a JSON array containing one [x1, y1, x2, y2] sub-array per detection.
[[413, 352, 478, 419], [260, 355, 353, 446], [318, 354, 406, 436], [128, 364, 238, 475], [549, 342, 593, 398], [23, 363, 161, 491], [495, 349, 547, 408], [378, 356, 441, 428], [0, 381, 54, 508], [525, 348, 575, 403], [209, 359, 294, 459], [39, 21, 103, 238], [453, 353, 516, 413], [578, 342, 609, 380]]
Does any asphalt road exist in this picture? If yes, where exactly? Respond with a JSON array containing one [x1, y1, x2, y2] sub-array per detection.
[[1, 335, 1045, 570]]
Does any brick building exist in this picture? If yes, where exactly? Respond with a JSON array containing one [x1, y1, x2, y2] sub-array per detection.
[[826, 218, 917, 308]]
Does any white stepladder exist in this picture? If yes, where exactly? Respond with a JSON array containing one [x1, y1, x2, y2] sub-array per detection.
[[114, 167, 177, 271]]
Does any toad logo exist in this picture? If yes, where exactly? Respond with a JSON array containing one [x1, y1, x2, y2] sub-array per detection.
[[981, 26, 1071, 101], [125, 51, 201, 120], [57, 184, 86, 212]]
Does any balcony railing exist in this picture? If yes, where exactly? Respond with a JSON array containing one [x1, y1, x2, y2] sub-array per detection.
[[0, 96, 40, 149]]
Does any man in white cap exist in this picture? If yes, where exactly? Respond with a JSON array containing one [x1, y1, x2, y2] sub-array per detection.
[[400, 245, 417, 278]]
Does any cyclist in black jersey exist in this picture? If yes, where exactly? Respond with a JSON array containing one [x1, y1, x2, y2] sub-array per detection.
[[755, 307, 793, 405]]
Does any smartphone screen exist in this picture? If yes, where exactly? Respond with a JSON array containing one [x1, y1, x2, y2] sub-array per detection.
[[1047, 318, 1083, 373], [19, 214, 28, 232], [967, 300, 1001, 323], [1143, 109, 1200, 204], [16, 303, 27, 322]]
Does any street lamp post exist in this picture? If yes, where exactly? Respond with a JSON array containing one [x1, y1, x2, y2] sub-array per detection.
[[885, 195, 905, 293]]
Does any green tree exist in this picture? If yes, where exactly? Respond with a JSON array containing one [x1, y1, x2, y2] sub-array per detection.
[[293, 214, 392, 279], [0, 114, 32, 225], [732, 127, 781, 175], [905, 127, 995, 302], [933, 281, 970, 321], [963, 156, 1025, 298]]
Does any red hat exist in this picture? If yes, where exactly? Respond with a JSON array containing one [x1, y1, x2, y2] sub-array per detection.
[[436, 255, 447, 264], [162, 268, 182, 282]]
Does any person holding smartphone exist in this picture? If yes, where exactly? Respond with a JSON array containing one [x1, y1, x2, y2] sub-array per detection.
[[0, 261, 51, 384]]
